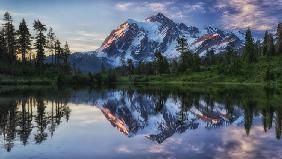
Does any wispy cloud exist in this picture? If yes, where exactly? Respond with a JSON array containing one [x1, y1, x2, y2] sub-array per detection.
[[0, 10, 37, 18], [115, 2, 134, 11], [184, 2, 206, 13], [114, 1, 190, 21], [144, 2, 168, 12], [115, 1, 174, 14], [65, 30, 105, 52], [216, 0, 280, 31]]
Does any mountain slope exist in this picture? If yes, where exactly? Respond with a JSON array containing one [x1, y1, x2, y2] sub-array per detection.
[[68, 13, 244, 72]]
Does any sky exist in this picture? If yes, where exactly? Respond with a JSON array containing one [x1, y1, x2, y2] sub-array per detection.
[[0, 0, 281, 52]]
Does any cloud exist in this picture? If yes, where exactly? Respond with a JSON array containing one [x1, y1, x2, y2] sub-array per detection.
[[115, 1, 174, 14], [184, 2, 206, 13], [0, 10, 36, 18], [115, 2, 134, 11], [74, 30, 105, 41], [64, 30, 105, 52], [115, 145, 132, 153], [144, 2, 167, 12], [216, 0, 281, 31], [114, 1, 190, 22]]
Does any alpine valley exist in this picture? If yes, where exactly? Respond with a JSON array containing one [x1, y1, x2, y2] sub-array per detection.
[[65, 13, 245, 72]]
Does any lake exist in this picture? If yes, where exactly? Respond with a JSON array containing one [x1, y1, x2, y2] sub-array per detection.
[[0, 85, 282, 159]]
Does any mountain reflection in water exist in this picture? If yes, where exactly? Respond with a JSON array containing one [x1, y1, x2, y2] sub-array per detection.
[[0, 86, 281, 157]]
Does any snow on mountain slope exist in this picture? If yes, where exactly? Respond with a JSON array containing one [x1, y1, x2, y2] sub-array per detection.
[[65, 13, 244, 72], [94, 13, 243, 66]]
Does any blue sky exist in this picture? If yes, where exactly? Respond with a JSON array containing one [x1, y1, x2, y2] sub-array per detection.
[[0, 0, 281, 52]]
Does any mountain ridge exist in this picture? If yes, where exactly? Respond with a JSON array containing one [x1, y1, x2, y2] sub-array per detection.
[[67, 13, 245, 72]]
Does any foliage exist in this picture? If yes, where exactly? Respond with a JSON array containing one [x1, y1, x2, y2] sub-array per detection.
[[17, 19, 32, 63]]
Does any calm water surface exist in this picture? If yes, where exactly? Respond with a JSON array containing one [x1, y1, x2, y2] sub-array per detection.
[[0, 86, 282, 159]]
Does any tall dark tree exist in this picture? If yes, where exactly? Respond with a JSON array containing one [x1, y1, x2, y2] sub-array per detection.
[[218, 42, 243, 75], [17, 19, 31, 63], [267, 33, 275, 56], [3, 12, 16, 63], [176, 36, 193, 72], [254, 40, 262, 57], [263, 31, 269, 56], [127, 59, 134, 75], [243, 28, 256, 63], [192, 53, 200, 71], [154, 50, 169, 75], [63, 42, 70, 65], [263, 31, 275, 57], [46, 27, 56, 64], [54, 39, 62, 64], [33, 20, 47, 66], [205, 48, 215, 66], [0, 28, 6, 59], [276, 22, 282, 55]]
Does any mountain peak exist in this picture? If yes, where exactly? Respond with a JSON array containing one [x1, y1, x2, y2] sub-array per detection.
[[155, 12, 167, 18], [145, 12, 173, 24]]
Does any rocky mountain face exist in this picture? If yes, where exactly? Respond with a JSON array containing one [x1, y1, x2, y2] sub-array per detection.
[[67, 13, 244, 72]]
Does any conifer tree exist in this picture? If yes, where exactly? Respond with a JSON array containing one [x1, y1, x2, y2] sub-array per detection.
[[205, 48, 215, 66], [267, 33, 275, 56], [243, 28, 256, 63], [220, 42, 242, 75], [127, 59, 134, 75], [276, 23, 282, 55], [54, 39, 62, 64], [0, 28, 6, 59], [263, 31, 269, 56], [192, 53, 200, 71], [176, 36, 193, 72], [17, 19, 31, 63], [63, 42, 70, 65], [46, 27, 56, 63], [33, 20, 47, 66], [3, 12, 16, 63], [154, 50, 169, 75], [254, 40, 262, 57]]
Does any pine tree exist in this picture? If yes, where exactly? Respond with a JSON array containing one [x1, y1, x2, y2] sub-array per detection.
[[33, 20, 47, 66], [0, 28, 6, 60], [276, 23, 282, 55], [54, 39, 62, 64], [205, 48, 215, 66], [192, 53, 200, 71], [263, 31, 268, 56], [267, 33, 275, 56], [3, 12, 16, 63], [254, 40, 262, 57], [243, 28, 256, 63], [17, 19, 31, 63], [154, 50, 169, 75], [127, 59, 134, 75], [176, 36, 189, 55], [176, 36, 193, 72], [46, 27, 56, 64], [63, 42, 70, 65], [220, 42, 242, 75]]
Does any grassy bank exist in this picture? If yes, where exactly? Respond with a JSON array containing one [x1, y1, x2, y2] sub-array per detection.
[[116, 56, 282, 86], [1, 56, 282, 87]]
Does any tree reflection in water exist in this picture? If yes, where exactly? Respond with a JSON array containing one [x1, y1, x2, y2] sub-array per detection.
[[97, 86, 282, 144], [0, 85, 282, 152], [0, 94, 70, 152]]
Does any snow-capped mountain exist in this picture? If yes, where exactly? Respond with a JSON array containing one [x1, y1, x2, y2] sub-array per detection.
[[68, 13, 244, 72]]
